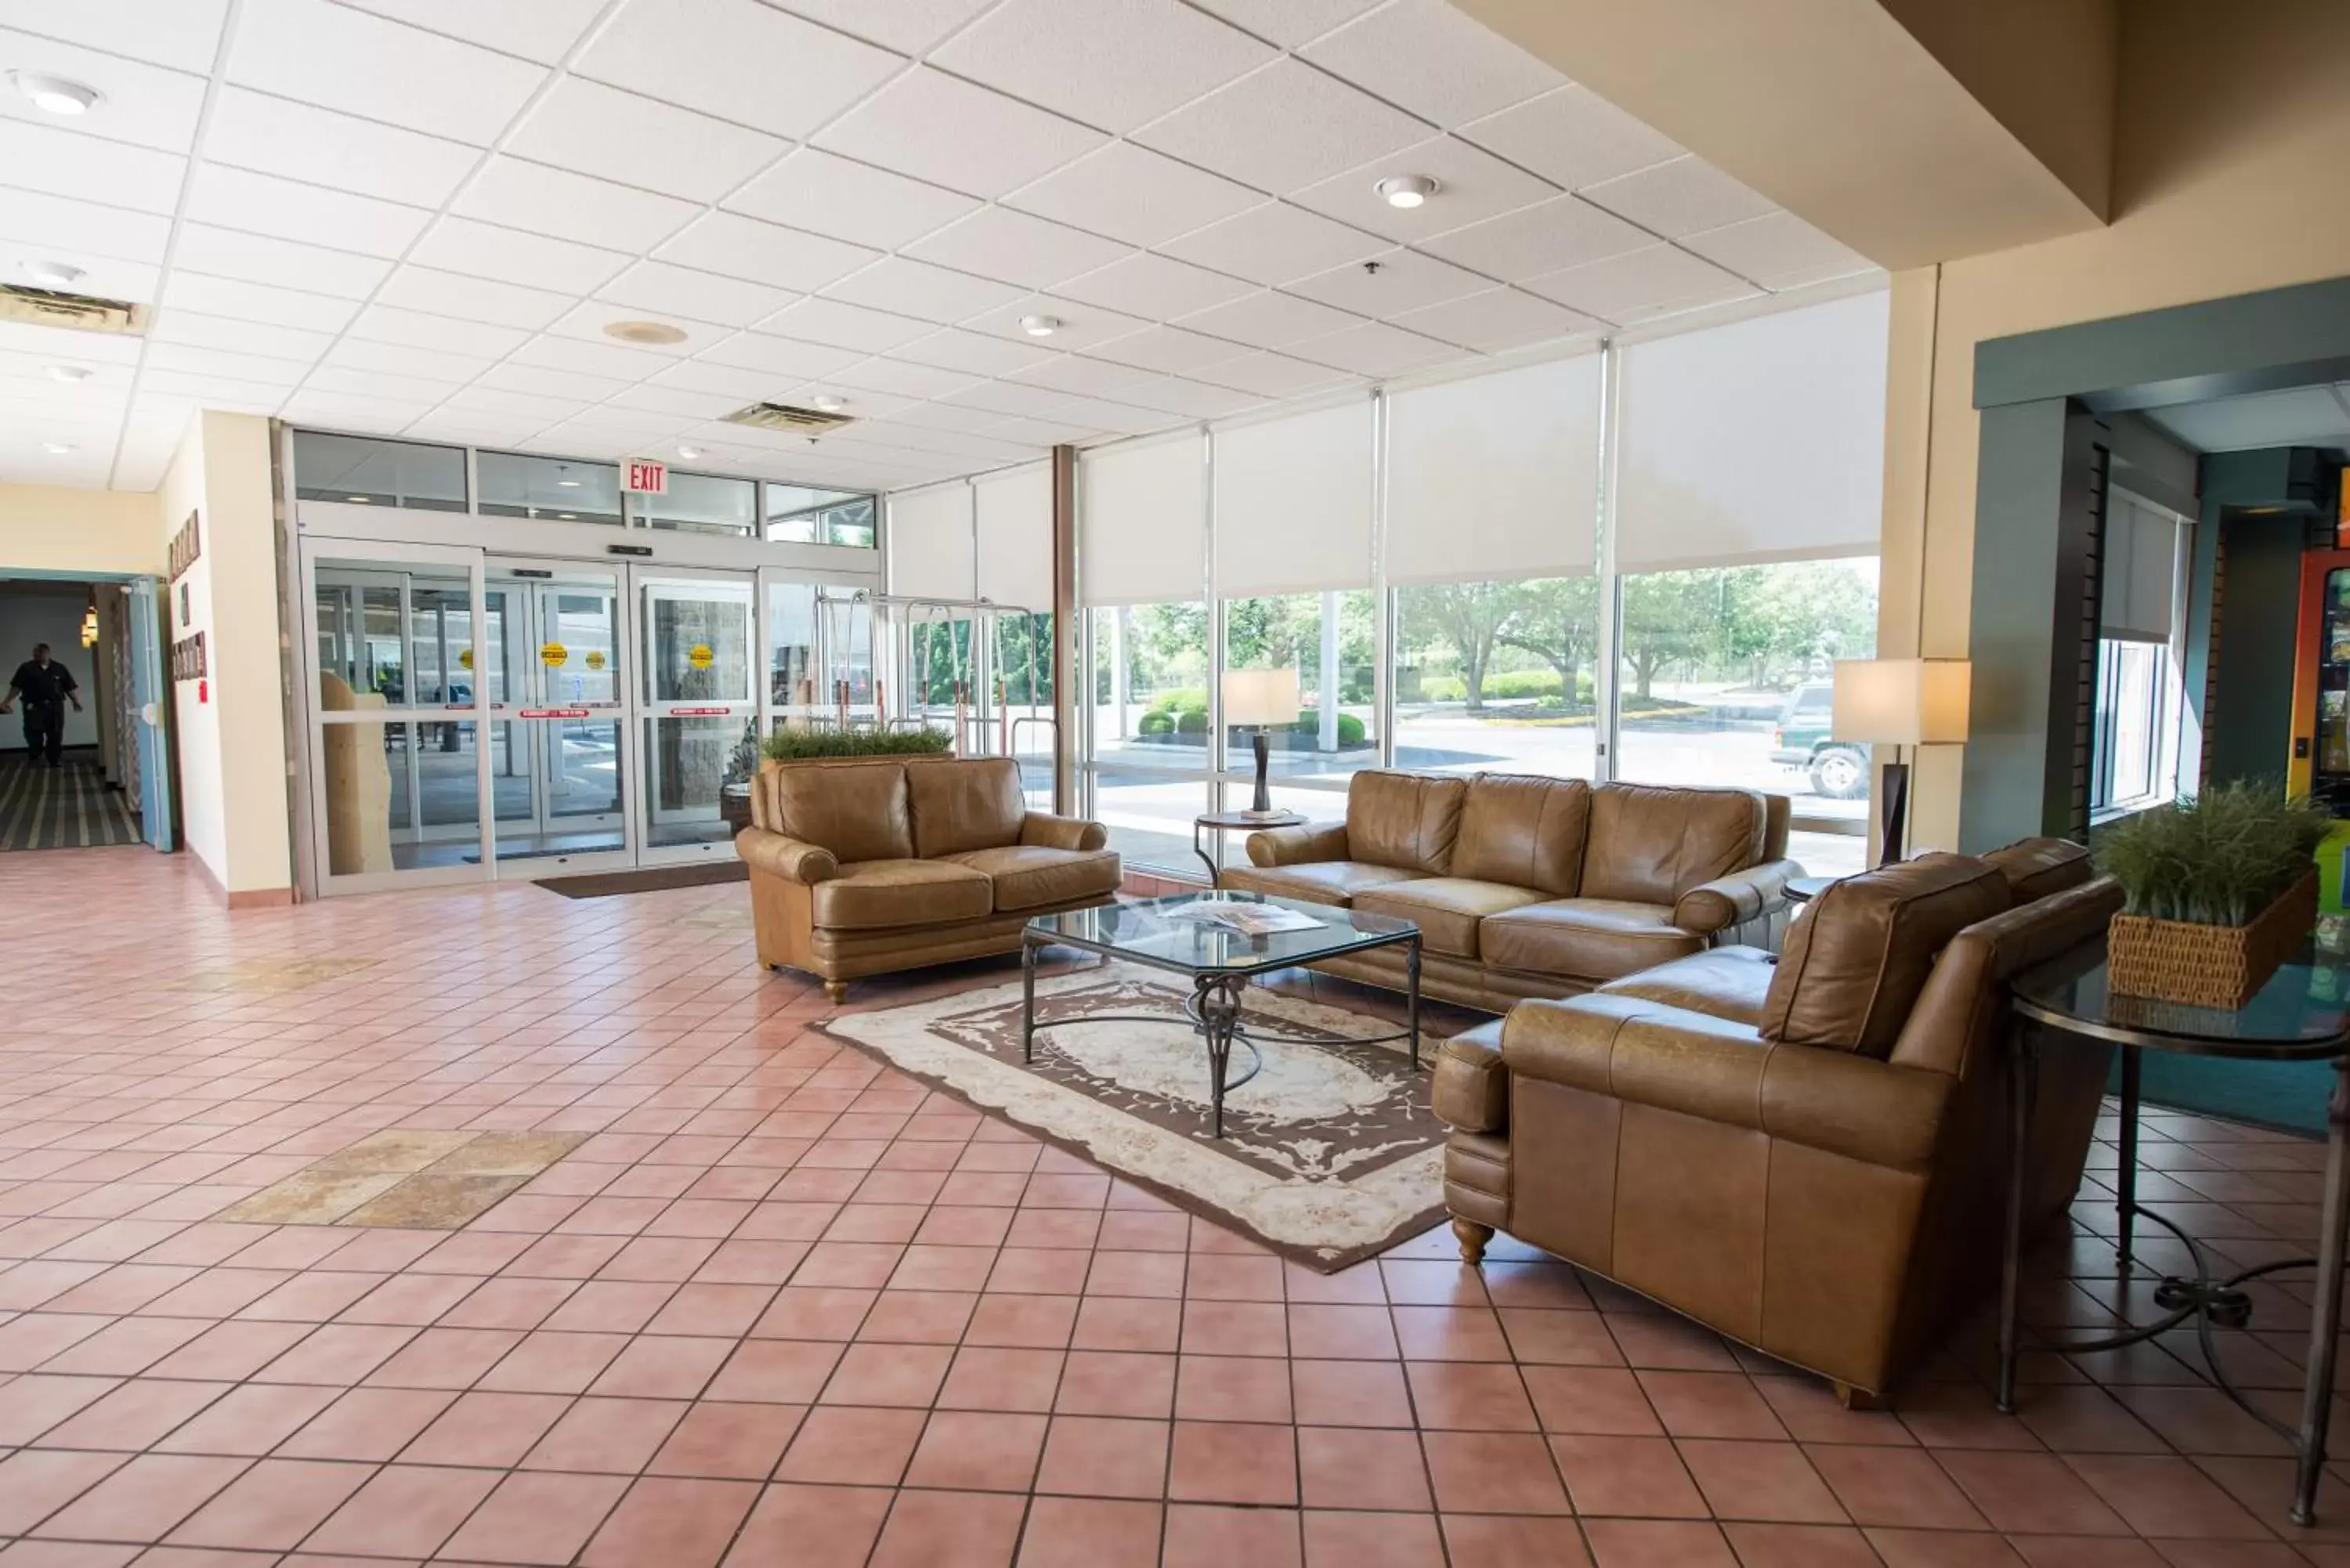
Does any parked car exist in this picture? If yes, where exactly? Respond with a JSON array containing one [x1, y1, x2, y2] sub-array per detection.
[[1770, 681, 1868, 799]]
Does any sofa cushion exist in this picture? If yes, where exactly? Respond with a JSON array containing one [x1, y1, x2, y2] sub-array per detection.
[[1346, 769, 1468, 874], [1451, 774, 1591, 896], [942, 845, 1121, 913], [1981, 836, 2093, 902], [1599, 947, 1778, 1026], [776, 761, 913, 864], [1353, 877, 1548, 959], [908, 757, 1026, 858], [1479, 898, 1705, 984], [1580, 783, 1763, 905], [812, 858, 992, 930], [1761, 851, 2012, 1056], [1220, 861, 1426, 907]]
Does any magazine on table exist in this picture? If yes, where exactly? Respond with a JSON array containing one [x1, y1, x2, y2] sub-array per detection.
[[1165, 899, 1324, 936]]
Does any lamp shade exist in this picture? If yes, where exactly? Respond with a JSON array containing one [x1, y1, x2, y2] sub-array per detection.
[[1222, 667, 1301, 728], [1831, 658, 1971, 746]]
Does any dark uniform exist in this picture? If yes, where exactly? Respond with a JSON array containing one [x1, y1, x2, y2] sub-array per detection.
[[8, 658, 77, 767]]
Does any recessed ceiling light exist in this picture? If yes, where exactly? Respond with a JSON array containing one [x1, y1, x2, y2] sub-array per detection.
[[346, 494, 372, 503], [812, 394, 845, 413], [1019, 314, 1061, 338], [41, 442, 74, 455], [557, 513, 577, 520], [22, 258, 85, 289], [9, 72, 100, 117], [46, 365, 91, 383], [604, 320, 687, 346], [677, 444, 703, 460], [1374, 175, 1440, 209]]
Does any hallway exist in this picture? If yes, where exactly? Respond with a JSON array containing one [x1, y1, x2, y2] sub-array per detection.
[[0, 754, 143, 851]]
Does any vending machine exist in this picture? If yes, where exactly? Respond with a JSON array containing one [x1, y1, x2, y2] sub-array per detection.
[[2288, 547, 2350, 810]]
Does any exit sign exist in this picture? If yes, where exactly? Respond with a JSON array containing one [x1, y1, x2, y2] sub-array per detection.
[[625, 458, 668, 494]]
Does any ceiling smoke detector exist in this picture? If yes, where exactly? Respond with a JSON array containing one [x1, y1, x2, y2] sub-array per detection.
[[676, 444, 703, 460], [9, 71, 100, 116], [22, 259, 85, 289], [1374, 175, 1439, 209], [812, 394, 845, 413], [47, 365, 91, 383], [603, 319, 687, 346], [722, 399, 856, 435], [1019, 314, 1061, 338]]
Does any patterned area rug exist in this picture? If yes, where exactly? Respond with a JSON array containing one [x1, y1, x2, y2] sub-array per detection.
[[817, 961, 1449, 1270]]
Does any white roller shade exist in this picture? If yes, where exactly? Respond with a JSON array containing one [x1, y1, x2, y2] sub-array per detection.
[[1079, 432, 1203, 607], [2102, 490, 2182, 645], [975, 462, 1053, 610], [1386, 352, 1602, 585], [888, 480, 974, 601], [1614, 289, 1891, 573], [1213, 398, 1374, 598]]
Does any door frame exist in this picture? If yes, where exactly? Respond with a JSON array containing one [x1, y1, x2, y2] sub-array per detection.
[[483, 556, 634, 880], [631, 562, 759, 869]]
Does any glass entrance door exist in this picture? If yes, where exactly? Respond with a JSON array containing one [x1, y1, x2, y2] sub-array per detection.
[[637, 570, 756, 861], [486, 562, 628, 869]]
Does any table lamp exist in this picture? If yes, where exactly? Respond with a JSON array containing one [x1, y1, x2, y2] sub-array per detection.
[[1223, 667, 1301, 817], [1830, 657, 1971, 865]]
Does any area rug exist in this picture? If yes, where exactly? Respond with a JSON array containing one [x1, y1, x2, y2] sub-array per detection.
[[815, 962, 1448, 1270], [537, 861, 747, 898]]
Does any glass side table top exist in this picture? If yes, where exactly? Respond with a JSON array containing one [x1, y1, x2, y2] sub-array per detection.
[[1029, 891, 1417, 975], [2011, 942, 2350, 1060]]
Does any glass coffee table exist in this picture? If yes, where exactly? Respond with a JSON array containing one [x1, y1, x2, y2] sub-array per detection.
[[1022, 891, 1423, 1137]]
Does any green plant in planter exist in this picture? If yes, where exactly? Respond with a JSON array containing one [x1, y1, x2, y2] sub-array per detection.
[[2095, 782, 2329, 924], [762, 726, 953, 761]]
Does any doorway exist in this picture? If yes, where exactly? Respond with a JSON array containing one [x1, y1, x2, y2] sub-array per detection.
[[0, 576, 166, 851]]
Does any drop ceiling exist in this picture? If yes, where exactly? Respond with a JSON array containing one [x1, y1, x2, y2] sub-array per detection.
[[0, 0, 1880, 494], [2138, 383, 2350, 457]]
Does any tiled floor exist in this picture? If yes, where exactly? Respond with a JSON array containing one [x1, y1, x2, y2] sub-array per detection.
[[5, 848, 2350, 1566]]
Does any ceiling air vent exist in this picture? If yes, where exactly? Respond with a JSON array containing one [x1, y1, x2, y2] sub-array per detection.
[[0, 284, 145, 335], [723, 400, 855, 434]]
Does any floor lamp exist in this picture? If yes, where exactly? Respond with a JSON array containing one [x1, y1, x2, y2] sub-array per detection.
[[1222, 667, 1301, 818], [1830, 658, 1972, 866]]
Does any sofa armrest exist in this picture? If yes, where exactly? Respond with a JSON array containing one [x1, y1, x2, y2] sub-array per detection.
[[1020, 811, 1108, 852], [1672, 858, 1801, 934], [736, 827, 838, 884], [1432, 1021, 1506, 1133], [1246, 822, 1348, 867]]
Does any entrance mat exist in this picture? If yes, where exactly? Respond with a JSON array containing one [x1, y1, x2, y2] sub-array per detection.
[[0, 754, 144, 851], [816, 961, 1450, 1272], [537, 860, 748, 898], [215, 1129, 588, 1228]]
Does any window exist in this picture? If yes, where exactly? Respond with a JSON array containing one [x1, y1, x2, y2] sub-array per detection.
[[477, 453, 621, 524], [995, 611, 1053, 803], [1222, 591, 1379, 784], [293, 432, 465, 511], [766, 485, 877, 547], [2092, 638, 2176, 814], [636, 471, 756, 536], [1090, 601, 1208, 872], [1393, 576, 1599, 782]]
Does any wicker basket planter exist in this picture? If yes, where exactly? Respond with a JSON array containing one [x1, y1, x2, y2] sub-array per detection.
[[2106, 869, 2319, 1010]]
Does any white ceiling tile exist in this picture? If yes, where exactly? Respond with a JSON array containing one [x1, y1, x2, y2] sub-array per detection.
[[0, 239, 158, 304], [959, 295, 1152, 351], [1459, 85, 1683, 193], [823, 258, 1025, 323], [606, 383, 753, 420], [1678, 210, 1877, 291], [655, 212, 880, 293], [575, 0, 904, 140], [1521, 244, 1758, 324], [407, 412, 546, 445], [456, 157, 704, 251], [147, 309, 332, 363], [446, 385, 590, 421], [375, 266, 573, 330], [475, 361, 631, 402], [301, 365, 464, 403], [349, 304, 531, 359], [765, 0, 994, 54], [1580, 156, 1777, 240], [888, 399, 1028, 435], [728, 149, 977, 251], [902, 207, 1132, 290], [0, 26, 208, 151], [506, 78, 788, 204], [282, 392, 433, 432], [0, 119, 185, 215], [1300, 0, 1560, 128], [831, 357, 986, 399], [183, 165, 431, 258], [1286, 247, 1488, 316], [227, 0, 545, 145], [1284, 319, 1457, 378], [1049, 396, 1187, 435], [324, 337, 495, 382], [932, 0, 1271, 135], [546, 299, 735, 355], [1157, 201, 1383, 286], [756, 297, 936, 353], [0, 320, 140, 363], [0, 0, 229, 71], [1003, 142, 1260, 249], [204, 88, 476, 207], [595, 261, 799, 329], [982, 416, 1101, 446], [410, 216, 631, 294], [1056, 253, 1254, 320], [1176, 288, 1362, 349], [139, 341, 306, 385], [935, 380, 1099, 421], [510, 332, 682, 380], [1183, 0, 1379, 49], [0, 190, 172, 266], [813, 67, 1104, 200], [1191, 349, 1358, 398], [1087, 371, 1259, 418], [334, 0, 606, 63], [1416, 193, 1652, 282], [653, 356, 848, 399], [172, 225, 391, 298], [1003, 354, 1154, 398], [1387, 287, 1598, 352], [888, 328, 1054, 377], [1088, 323, 1243, 375], [695, 331, 870, 379], [1132, 59, 1426, 194], [162, 271, 357, 333], [1289, 135, 1556, 244]]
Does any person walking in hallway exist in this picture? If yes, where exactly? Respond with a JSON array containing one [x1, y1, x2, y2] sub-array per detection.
[[0, 644, 81, 768]]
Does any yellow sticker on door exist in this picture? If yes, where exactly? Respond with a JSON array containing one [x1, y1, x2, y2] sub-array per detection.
[[584, 649, 607, 671], [540, 641, 567, 667], [457, 649, 473, 670], [688, 644, 714, 670]]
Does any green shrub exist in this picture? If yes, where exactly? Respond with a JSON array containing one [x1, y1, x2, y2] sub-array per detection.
[[1137, 711, 1173, 736], [763, 726, 953, 761], [1293, 709, 1366, 745], [1484, 670, 1565, 701], [1176, 709, 1209, 735], [1152, 687, 1208, 717], [2095, 781, 2327, 923], [1421, 675, 1465, 703]]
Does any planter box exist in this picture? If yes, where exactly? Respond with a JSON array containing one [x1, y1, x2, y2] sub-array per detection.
[[2107, 869, 2319, 1010]]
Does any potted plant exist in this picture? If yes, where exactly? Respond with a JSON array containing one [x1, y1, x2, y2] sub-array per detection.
[[759, 725, 956, 766], [2097, 782, 2329, 1008]]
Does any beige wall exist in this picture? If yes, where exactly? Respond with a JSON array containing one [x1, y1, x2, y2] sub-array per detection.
[[0, 484, 162, 576], [1886, 0, 2350, 847]]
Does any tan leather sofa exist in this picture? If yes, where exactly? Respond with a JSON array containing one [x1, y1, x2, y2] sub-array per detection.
[[736, 755, 1119, 999], [1434, 838, 2118, 1399], [1221, 770, 1799, 1010]]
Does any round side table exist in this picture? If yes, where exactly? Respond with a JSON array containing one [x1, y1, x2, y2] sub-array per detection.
[[1192, 809, 1306, 885]]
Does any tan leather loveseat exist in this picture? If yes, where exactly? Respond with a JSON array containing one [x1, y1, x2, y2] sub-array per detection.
[[736, 755, 1119, 999], [1434, 839, 2117, 1399], [1223, 770, 1799, 1010]]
